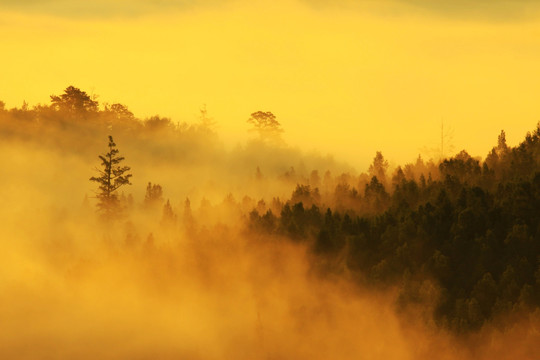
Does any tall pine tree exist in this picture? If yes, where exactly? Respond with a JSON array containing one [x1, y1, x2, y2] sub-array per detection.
[[90, 136, 132, 218]]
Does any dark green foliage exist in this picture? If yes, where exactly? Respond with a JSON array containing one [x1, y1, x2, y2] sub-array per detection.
[[4, 86, 540, 334], [249, 123, 540, 333]]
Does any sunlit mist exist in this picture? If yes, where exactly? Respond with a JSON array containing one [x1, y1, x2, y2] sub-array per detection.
[[3, 0, 540, 167], [1, 1, 540, 359]]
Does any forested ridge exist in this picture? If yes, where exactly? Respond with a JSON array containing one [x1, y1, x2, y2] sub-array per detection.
[[2, 86, 540, 336], [250, 129, 540, 333]]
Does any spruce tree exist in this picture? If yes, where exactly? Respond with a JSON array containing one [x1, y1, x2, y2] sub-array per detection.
[[90, 136, 132, 218]]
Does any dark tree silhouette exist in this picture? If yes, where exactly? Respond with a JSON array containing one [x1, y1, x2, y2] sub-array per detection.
[[247, 111, 283, 142], [50, 86, 98, 115], [368, 151, 389, 186], [90, 136, 132, 218], [248, 122, 540, 333]]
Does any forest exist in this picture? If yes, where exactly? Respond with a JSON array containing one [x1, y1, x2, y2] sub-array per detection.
[[1, 86, 539, 359]]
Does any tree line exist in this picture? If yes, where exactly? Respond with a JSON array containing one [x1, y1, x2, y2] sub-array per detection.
[[5, 85, 539, 334], [88, 122, 540, 333], [249, 126, 540, 333], [0, 86, 284, 169]]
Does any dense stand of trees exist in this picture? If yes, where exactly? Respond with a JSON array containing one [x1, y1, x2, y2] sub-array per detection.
[[0, 86, 222, 167], [2, 86, 539, 334], [249, 127, 540, 333]]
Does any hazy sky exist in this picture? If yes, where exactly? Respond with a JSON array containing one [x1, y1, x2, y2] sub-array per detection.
[[2, 0, 540, 169]]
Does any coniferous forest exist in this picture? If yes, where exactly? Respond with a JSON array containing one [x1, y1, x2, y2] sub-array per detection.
[[1, 87, 539, 359]]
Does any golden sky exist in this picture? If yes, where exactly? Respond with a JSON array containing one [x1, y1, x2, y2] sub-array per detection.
[[2, 0, 540, 169]]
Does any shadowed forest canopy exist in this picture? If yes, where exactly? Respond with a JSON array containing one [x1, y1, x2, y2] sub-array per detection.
[[249, 124, 540, 333], [1, 86, 539, 358]]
